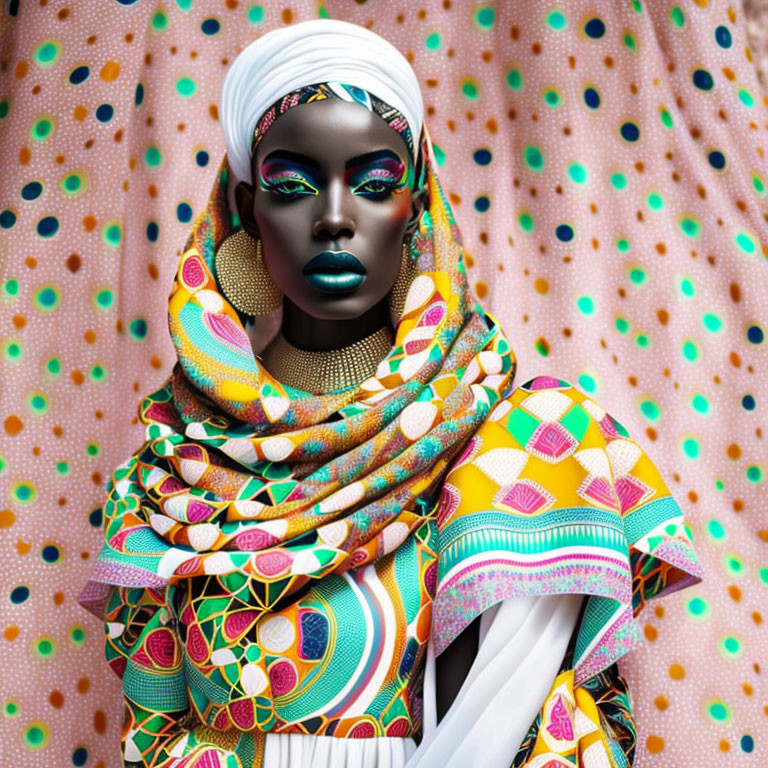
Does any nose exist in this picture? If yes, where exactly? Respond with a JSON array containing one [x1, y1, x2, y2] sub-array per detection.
[[312, 178, 355, 241]]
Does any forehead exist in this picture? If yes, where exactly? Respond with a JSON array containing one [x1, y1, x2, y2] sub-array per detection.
[[254, 99, 410, 167]]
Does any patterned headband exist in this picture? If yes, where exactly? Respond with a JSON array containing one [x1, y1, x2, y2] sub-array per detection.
[[248, 81, 416, 166]]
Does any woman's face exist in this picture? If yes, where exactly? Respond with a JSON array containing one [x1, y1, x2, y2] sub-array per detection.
[[236, 98, 419, 321]]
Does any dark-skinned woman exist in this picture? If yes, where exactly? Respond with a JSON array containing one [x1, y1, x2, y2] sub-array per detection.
[[80, 19, 702, 768]]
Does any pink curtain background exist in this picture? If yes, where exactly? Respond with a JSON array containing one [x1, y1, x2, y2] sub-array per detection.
[[1, 1, 766, 765]]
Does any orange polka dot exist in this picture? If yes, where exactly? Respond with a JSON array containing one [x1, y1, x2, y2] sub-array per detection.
[[3, 415, 23, 436], [727, 443, 741, 459], [668, 663, 685, 680], [77, 677, 90, 694], [49, 690, 64, 708], [534, 278, 549, 294], [3, 626, 19, 641], [73, 105, 88, 121], [728, 585, 742, 602], [100, 60, 120, 81], [654, 695, 669, 711], [475, 281, 488, 299], [94, 709, 107, 734], [16, 540, 30, 555], [19, 146, 30, 164], [644, 624, 658, 641], [84, 329, 97, 344], [719, 739, 730, 752], [14, 61, 28, 79], [53, 592, 65, 605], [646, 735, 664, 753], [0, 509, 16, 527], [82, 215, 97, 231]]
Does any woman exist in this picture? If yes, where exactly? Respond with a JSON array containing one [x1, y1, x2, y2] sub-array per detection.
[[80, 19, 702, 768]]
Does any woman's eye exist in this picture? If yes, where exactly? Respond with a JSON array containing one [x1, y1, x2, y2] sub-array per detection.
[[273, 180, 315, 197], [356, 180, 397, 198]]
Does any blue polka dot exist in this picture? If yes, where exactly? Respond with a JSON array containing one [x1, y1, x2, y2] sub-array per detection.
[[740, 735, 754, 753], [620, 122, 640, 142], [146, 221, 159, 242], [201, 17, 220, 34], [583, 87, 600, 109], [708, 150, 726, 170], [1, 209, 17, 229], [88, 507, 103, 527], [42, 545, 60, 563], [195, 150, 209, 167], [584, 18, 605, 38], [21, 181, 43, 201], [177, 202, 193, 223], [473, 148, 492, 165], [135, 82, 145, 107], [714, 25, 732, 48], [474, 196, 490, 213], [68, 65, 90, 85], [693, 69, 714, 90], [742, 394, 755, 411], [747, 325, 764, 344], [556, 224, 574, 242], [36, 216, 59, 237], [95, 103, 114, 123], [72, 747, 88, 767], [10, 585, 29, 603]]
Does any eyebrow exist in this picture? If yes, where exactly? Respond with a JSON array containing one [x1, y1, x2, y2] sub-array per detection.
[[261, 148, 406, 169]]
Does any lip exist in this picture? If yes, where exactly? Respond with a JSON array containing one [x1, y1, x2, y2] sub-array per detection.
[[302, 250, 366, 294]]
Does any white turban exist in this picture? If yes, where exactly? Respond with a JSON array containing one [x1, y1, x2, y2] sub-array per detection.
[[221, 19, 424, 185]]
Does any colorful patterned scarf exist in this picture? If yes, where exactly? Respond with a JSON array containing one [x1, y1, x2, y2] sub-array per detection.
[[81, 85, 702, 697]]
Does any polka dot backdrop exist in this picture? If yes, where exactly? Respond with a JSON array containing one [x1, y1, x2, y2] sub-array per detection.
[[1, 1, 767, 766]]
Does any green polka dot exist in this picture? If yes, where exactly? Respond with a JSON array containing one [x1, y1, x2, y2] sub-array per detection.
[[518, 211, 534, 232], [635, 333, 649, 348], [680, 217, 699, 238], [624, 32, 637, 50], [632, 0, 642, 12], [129, 318, 148, 340], [523, 145, 544, 172], [715, 478, 724, 491], [577, 373, 596, 393], [86, 442, 100, 457], [640, 400, 660, 420], [4, 700, 19, 717], [60, 171, 88, 196], [707, 519, 726, 541], [11, 480, 37, 504], [144, 146, 162, 167], [546, 10, 567, 29], [56, 461, 69, 476], [33, 40, 61, 68], [24, 723, 49, 749], [567, 163, 588, 184], [659, 107, 674, 129], [691, 393, 709, 414], [34, 286, 60, 312], [718, 635, 741, 658], [576, 296, 594, 314], [759, 568, 768, 586], [3, 340, 21, 362], [247, 4, 264, 23], [682, 438, 700, 459], [682, 340, 698, 361], [176, 0, 193, 9], [610, 173, 627, 190], [34, 637, 56, 658], [45, 358, 61, 377], [679, 277, 695, 297], [461, 78, 479, 100], [737, 88, 754, 108], [151, 10, 168, 30], [735, 231, 756, 255], [90, 364, 106, 382], [746, 465, 762, 483], [94, 289, 114, 310], [4, 278, 19, 296], [687, 596, 711, 619], [706, 699, 731, 724], [703, 313, 723, 332], [723, 553, 745, 578], [506, 69, 522, 90], [669, 6, 684, 27], [0, 100, 8, 119], [628, 267, 646, 285], [534, 339, 549, 357], [101, 222, 122, 248], [616, 237, 630, 252], [432, 144, 445, 166], [176, 77, 196, 98], [70, 626, 86, 646], [543, 89, 562, 108], [752, 175, 765, 196], [425, 32, 441, 50], [31, 116, 53, 142], [615, 316, 630, 334], [646, 192, 664, 210], [474, 6, 494, 28], [27, 392, 49, 414]]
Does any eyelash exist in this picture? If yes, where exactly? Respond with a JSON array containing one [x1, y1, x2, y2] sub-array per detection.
[[262, 173, 403, 201]]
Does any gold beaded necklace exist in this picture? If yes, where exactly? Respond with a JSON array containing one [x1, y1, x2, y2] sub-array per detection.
[[259, 324, 394, 394]]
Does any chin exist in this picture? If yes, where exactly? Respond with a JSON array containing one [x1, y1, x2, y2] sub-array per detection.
[[294, 292, 384, 321]]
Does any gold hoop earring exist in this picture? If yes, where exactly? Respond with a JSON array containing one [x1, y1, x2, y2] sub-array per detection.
[[214, 229, 283, 316], [388, 236, 419, 321]]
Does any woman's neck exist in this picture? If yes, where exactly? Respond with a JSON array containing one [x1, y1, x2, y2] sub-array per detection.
[[280, 296, 391, 351]]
